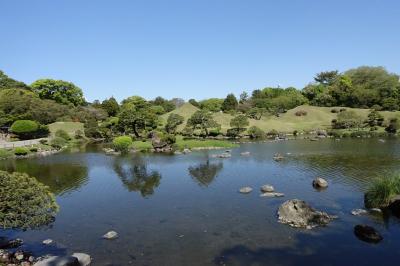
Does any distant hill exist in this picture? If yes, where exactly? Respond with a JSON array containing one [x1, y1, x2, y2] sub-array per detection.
[[161, 104, 400, 134]]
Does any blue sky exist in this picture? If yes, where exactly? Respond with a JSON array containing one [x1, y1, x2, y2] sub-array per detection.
[[1, 0, 399, 102]]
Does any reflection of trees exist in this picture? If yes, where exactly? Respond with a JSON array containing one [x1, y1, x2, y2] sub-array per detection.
[[0, 161, 88, 196], [113, 158, 161, 197], [188, 160, 223, 187]]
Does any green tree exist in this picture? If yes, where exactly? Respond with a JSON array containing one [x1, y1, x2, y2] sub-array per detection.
[[165, 113, 184, 133], [221, 93, 238, 112], [189, 99, 200, 107], [239, 91, 249, 103], [0, 70, 31, 90], [10, 120, 39, 139], [113, 136, 133, 153], [199, 98, 224, 112], [31, 79, 85, 106], [101, 97, 120, 116], [187, 110, 220, 136], [314, 70, 339, 85], [367, 110, 384, 127], [247, 126, 264, 139], [228, 115, 249, 137], [118, 96, 158, 137]]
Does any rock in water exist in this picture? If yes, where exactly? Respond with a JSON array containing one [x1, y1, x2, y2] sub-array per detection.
[[240, 151, 250, 156], [278, 199, 335, 228], [312, 177, 328, 188], [260, 184, 274, 193], [354, 225, 383, 243], [351, 209, 368, 216], [42, 239, 53, 245], [33, 256, 80, 266], [72, 253, 92, 266], [239, 187, 253, 194], [260, 192, 285, 198], [102, 231, 118, 240]]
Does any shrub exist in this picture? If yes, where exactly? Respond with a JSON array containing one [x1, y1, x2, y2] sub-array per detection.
[[293, 130, 298, 136], [14, 147, 29, 156], [339, 108, 347, 112], [248, 126, 265, 139], [161, 133, 176, 144], [364, 175, 400, 209], [0, 171, 59, 229], [29, 147, 38, 152], [113, 136, 133, 153], [39, 139, 48, 145], [10, 120, 39, 139], [55, 129, 71, 140], [331, 108, 339, 113], [267, 129, 279, 137], [75, 130, 84, 139], [295, 110, 307, 116], [50, 137, 67, 149], [227, 128, 245, 138]]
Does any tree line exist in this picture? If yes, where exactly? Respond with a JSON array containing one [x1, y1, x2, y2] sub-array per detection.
[[0, 65, 399, 141]]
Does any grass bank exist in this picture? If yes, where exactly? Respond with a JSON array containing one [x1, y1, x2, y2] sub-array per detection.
[[132, 136, 238, 152]]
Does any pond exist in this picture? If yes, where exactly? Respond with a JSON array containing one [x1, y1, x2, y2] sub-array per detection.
[[1, 139, 400, 265]]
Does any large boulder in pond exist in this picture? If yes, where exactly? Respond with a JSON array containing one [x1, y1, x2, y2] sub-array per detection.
[[33, 255, 80, 266], [354, 225, 383, 243], [312, 177, 328, 189], [278, 199, 335, 229]]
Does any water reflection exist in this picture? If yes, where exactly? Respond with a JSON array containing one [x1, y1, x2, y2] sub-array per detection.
[[188, 160, 223, 187], [113, 157, 161, 197], [0, 160, 88, 196]]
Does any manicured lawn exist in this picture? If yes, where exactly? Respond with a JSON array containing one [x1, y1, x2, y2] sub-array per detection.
[[48, 122, 84, 136]]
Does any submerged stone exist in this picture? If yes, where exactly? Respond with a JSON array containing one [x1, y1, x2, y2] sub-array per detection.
[[102, 231, 118, 240], [260, 192, 285, 198], [354, 225, 383, 243], [260, 184, 274, 193], [351, 209, 368, 216]]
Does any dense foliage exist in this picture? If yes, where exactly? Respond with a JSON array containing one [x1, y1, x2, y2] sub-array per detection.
[[113, 136, 133, 153], [31, 79, 85, 106], [0, 171, 59, 229], [364, 175, 400, 208]]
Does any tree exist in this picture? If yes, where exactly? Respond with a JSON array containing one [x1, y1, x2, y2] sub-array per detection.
[[31, 79, 85, 106], [165, 113, 184, 133], [247, 107, 265, 120], [101, 97, 120, 116], [0, 70, 31, 90], [118, 96, 158, 137], [314, 70, 339, 85], [199, 98, 224, 112], [239, 91, 249, 103], [10, 120, 41, 139], [367, 110, 384, 127], [189, 99, 200, 107], [113, 136, 133, 153], [221, 93, 238, 112], [332, 110, 363, 129], [187, 110, 220, 136], [228, 115, 249, 137], [248, 126, 265, 139]]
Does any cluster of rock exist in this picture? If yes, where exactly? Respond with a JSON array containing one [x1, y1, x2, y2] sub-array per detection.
[[278, 199, 336, 229], [239, 184, 285, 198], [0, 237, 92, 266], [103, 148, 121, 155], [211, 151, 231, 158]]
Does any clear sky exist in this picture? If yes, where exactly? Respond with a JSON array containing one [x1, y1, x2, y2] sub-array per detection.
[[1, 0, 399, 102]]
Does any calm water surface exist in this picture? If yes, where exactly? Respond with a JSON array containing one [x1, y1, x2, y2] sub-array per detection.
[[1, 139, 400, 266]]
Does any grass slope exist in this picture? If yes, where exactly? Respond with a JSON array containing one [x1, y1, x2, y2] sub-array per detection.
[[163, 104, 400, 133], [160, 102, 200, 131], [48, 122, 84, 136]]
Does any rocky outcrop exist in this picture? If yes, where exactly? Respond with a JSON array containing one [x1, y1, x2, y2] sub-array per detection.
[[354, 225, 383, 243], [151, 133, 172, 152], [33, 255, 80, 266], [388, 195, 400, 218], [278, 199, 335, 229], [312, 177, 328, 189]]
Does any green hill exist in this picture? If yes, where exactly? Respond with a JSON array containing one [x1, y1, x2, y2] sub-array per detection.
[[48, 122, 84, 136], [162, 104, 400, 134]]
